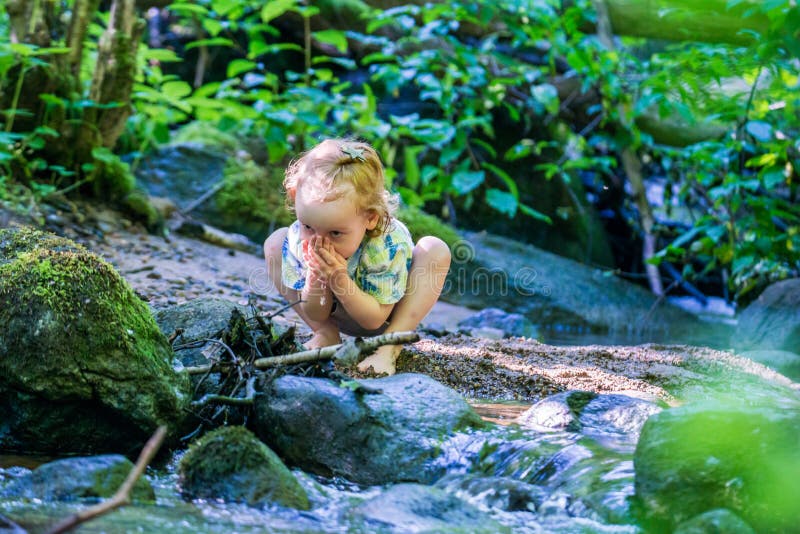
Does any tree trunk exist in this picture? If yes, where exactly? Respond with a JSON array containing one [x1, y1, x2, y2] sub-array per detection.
[[85, 0, 145, 150], [604, 0, 769, 46]]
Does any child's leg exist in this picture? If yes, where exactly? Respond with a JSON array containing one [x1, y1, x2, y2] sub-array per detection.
[[357, 236, 451, 375], [263, 228, 341, 348]]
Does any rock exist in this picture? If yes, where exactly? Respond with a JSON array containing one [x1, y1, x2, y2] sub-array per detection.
[[516, 390, 598, 431], [577, 393, 663, 450], [444, 231, 721, 344], [349, 483, 510, 533], [1, 455, 154, 502], [178, 426, 309, 510], [435, 473, 546, 512], [153, 297, 246, 367], [463, 326, 507, 339], [457, 307, 539, 338], [253, 373, 485, 485], [673, 508, 756, 534], [738, 349, 800, 381], [731, 278, 800, 353], [634, 400, 800, 532], [0, 227, 190, 454]]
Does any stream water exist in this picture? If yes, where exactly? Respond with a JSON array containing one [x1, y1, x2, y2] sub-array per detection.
[[1, 405, 644, 533]]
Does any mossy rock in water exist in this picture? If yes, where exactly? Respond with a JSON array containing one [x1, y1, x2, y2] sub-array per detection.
[[179, 426, 310, 510], [0, 226, 190, 454]]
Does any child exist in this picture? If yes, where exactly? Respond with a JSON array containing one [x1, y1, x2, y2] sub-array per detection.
[[263, 139, 451, 375]]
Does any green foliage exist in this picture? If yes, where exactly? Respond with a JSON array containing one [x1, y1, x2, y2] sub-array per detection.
[[3, 0, 798, 301], [641, 0, 800, 300]]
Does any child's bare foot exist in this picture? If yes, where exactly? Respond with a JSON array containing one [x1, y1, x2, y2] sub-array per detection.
[[304, 323, 341, 349], [357, 344, 402, 375]]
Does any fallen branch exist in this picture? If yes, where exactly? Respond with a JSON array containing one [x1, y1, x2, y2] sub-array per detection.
[[179, 179, 226, 215], [46, 425, 167, 534], [183, 331, 419, 375]]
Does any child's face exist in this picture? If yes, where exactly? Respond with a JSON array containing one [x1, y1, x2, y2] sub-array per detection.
[[295, 185, 378, 259]]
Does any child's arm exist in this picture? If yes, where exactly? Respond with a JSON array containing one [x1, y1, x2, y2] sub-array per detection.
[[313, 245, 394, 330]]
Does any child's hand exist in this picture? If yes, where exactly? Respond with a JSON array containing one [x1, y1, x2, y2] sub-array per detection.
[[302, 237, 324, 283], [311, 237, 348, 283]]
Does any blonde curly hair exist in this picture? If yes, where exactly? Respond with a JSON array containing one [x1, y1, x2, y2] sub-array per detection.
[[283, 138, 398, 237]]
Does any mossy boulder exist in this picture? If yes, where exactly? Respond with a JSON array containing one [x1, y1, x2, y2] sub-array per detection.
[[178, 426, 310, 510], [0, 226, 190, 454], [634, 400, 800, 533], [1, 454, 155, 502]]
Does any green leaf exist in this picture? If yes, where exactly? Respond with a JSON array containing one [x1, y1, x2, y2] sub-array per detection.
[[486, 188, 518, 217], [403, 145, 424, 189], [482, 162, 518, 197], [227, 59, 258, 78], [519, 203, 552, 224], [162, 80, 192, 99], [168, 3, 210, 16], [761, 166, 786, 189], [262, 0, 296, 24], [451, 170, 485, 194], [531, 83, 560, 115], [202, 18, 223, 37], [185, 38, 235, 51], [211, 0, 239, 16], [92, 147, 117, 164], [313, 29, 348, 54], [745, 120, 773, 142]]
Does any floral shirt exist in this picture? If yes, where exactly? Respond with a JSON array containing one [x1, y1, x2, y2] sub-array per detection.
[[281, 218, 413, 304]]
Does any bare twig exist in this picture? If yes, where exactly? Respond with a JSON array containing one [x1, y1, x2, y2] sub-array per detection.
[[183, 331, 420, 375], [191, 376, 257, 408], [46, 426, 167, 534], [179, 180, 225, 215]]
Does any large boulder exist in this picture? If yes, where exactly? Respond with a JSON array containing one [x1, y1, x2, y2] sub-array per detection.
[[178, 426, 309, 510], [634, 400, 800, 533], [0, 227, 190, 454], [253, 373, 485, 485], [731, 278, 800, 353], [1, 455, 154, 502], [443, 231, 722, 344]]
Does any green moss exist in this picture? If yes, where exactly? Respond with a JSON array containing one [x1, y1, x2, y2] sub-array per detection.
[[179, 426, 310, 510], [122, 188, 164, 233], [397, 205, 464, 250], [216, 157, 293, 237], [0, 227, 174, 372], [93, 152, 136, 200], [172, 122, 243, 154]]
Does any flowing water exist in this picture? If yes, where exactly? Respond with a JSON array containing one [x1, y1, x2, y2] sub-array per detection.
[[1, 411, 645, 533]]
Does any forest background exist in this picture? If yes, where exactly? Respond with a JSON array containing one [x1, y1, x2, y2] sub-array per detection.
[[0, 0, 798, 307]]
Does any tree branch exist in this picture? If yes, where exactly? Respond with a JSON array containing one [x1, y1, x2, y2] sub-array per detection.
[[46, 426, 167, 534], [184, 331, 420, 375]]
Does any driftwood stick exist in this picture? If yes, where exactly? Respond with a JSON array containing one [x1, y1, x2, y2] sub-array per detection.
[[183, 331, 419, 375], [253, 331, 419, 369], [46, 426, 167, 534]]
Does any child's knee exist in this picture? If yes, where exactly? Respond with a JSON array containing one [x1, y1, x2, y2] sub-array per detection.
[[414, 236, 451, 269], [263, 227, 289, 261]]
